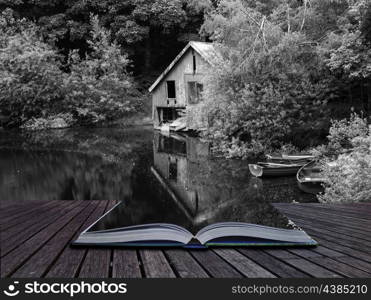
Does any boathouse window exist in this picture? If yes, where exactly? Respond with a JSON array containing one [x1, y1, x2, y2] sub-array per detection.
[[166, 81, 176, 99], [169, 157, 178, 181], [188, 82, 203, 104]]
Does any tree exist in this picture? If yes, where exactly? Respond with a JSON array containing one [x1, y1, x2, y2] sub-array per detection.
[[64, 15, 140, 124], [195, 0, 329, 157], [0, 0, 205, 76], [318, 115, 371, 203], [320, 0, 371, 118], [0, 10, 140, 128], [0, 9, 64, 127]]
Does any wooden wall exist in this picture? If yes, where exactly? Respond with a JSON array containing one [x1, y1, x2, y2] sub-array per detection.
[[151, 49, 210, 125]]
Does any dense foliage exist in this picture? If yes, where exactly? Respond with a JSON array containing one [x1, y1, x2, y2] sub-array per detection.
[[0, 0, 206, 76], [0, 10, 140, 127], [64, 16, 140, 125], [0, 9, 65, 127], [318, 115, 371, 203], [192, 0, 371, 158]]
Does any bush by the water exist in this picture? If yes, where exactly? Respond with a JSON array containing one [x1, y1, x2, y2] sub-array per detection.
[[192, 0, 370, 158], [0, 9, 65, 127], [0, 10, 141, 128], [319, 115, 371, 203]]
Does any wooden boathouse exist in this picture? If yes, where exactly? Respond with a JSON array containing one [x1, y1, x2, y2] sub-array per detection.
[[148, 41, 220, 130]]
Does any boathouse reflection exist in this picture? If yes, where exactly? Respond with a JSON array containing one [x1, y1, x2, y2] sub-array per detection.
[[151, 132, 294, 230]]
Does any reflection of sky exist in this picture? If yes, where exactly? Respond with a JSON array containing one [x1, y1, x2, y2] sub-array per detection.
[[0, 127, 316, 233]]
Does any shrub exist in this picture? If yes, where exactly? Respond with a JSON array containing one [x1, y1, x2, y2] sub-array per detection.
[[321, 113, 369, 156], [0, 11, 141, 128], [319, 129, 371, 203], [0, 9, 65, 127], [191, 0, 332, 158], [319, 115, 371, 203], [64, 16, 141, 125], [198, 34, 328, 158], [21, 113, 74, 130]]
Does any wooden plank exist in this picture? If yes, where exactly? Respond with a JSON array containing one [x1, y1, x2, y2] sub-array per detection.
[[0, 201, 59, 227], [334, 256, 371, 274], [1, 202, 90, 277], [301, 228, 371, 257], [1, 201, 62, 232], [281, 258, 342, 278], [213, 249, 276, 278], [238, 248, 310, 278], [276, 203, 371, 220], [308, 257, 371, 278], [307, 203, 371, 217], [164, 249, 209, 278], [264, 249, 297, 259], [306, 235, 371, 264], [0, 202, 46, 218], [277, 208, 371, 236], [11, 201, 99, 278], [139, 250, 176, 278], [323, 203, 371, 212], [287, 248, 322, 258], [275, 202, 371, 222], [45, 201, 110, 278], [1, 201, 83, 257], [311, 246, 346, 258], [1, 201, 74, 241], [190, 250, 242, 278], [266, 250, 342, 278], [281, 209, 371, 232], [276, 205, 371, 229], [112, 250, 142, 278], [77, 201, 118, 279], [281, 213, 371, 242], [308, 246, 371, 274], [288, 248, 371, 277], [284, 213, 371, 242], [290, 222, 371, 249], [78, 249, 111, 278]]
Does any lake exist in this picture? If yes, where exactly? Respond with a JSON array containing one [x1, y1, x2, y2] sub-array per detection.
[[0, 126, 316, 229]]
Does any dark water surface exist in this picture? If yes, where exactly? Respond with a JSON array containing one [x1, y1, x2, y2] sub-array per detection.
[[0, 126, 316, 230]]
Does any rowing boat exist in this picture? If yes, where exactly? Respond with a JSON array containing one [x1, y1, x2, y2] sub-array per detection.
[[249, 162, 304, 178], [266, 154, 315, 164], [297, 161, 326, 194]]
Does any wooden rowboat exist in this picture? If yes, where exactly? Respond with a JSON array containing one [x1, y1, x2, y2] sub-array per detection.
[[249, 162, 304, 178], [266, 154, 315, 164], [297, 161, 326, 194]]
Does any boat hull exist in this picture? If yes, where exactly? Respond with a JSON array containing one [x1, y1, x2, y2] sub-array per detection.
[[298, 182, 324, 195], [297, 161, 326, 194], [249, 164, 302, 178], [267, 154, 315, 163]]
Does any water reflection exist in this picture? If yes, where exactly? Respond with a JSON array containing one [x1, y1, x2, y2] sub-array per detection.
[[0, 126, 316, 231], [125, 131, 316, 232]]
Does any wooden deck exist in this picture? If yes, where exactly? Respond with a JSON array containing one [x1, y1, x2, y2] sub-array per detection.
[[1, 201, 371, 278]]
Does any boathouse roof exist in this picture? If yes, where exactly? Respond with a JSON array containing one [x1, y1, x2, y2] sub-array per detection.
[[148, 41, 221, 93]]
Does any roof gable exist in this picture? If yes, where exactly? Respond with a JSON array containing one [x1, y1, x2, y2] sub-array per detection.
[[148, 41, 220, 93]]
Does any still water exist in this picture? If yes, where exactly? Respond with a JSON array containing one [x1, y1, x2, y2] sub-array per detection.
[[0, 126, 316, 228]]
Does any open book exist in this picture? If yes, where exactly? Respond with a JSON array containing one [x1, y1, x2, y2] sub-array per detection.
[[73, 145, 317, 248], [73, 203, 317, 248]]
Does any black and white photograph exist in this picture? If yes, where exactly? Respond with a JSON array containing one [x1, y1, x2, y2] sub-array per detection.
[[0, 0, 370, 293]]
